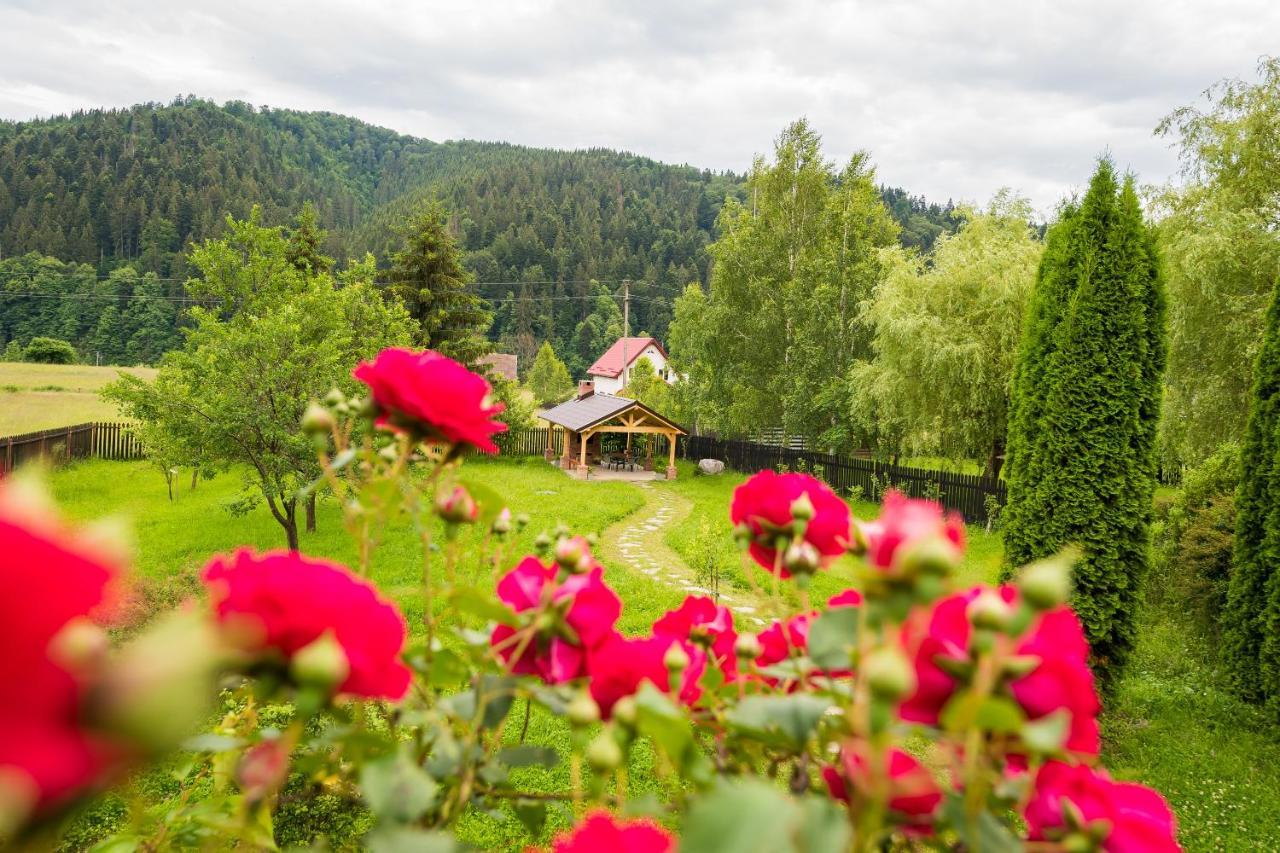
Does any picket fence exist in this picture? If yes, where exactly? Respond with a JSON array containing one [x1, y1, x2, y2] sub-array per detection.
[[0, 421, 143, 476]]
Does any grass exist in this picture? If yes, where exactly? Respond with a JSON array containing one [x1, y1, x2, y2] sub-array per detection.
[[44, 457, 1280, 850], [0, 363, 156, 434]]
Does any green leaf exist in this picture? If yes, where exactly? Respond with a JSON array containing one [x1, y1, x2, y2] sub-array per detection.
[[725, 694, 833, 751], [796, 796, 852, 853], [806, 606, 860, 670], [364, 827, 457, 853], [497, 745, 559, 768], [634, 683, 714, 785], [680, 779, 799, 853], [940, 692, 1025, 734], [1021, 709, 1071, 754], [424, 647, 469, 687], [942, 794, 1022, 853], [451, 585, 519, 627], [512, 800, 548, 838], [181, 733, 245, 753], [360, 752, 439, 823]]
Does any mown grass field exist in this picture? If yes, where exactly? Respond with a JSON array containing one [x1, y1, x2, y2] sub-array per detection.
[[0, 362, 155, 434], [43, 456, 1280, 850]]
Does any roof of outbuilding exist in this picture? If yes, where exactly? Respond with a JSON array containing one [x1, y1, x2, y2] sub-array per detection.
[[587, 337, 667, 378], [540, 393, 685, 434]]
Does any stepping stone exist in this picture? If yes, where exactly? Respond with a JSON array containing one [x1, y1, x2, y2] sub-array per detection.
[[732, 605, 756, 614]]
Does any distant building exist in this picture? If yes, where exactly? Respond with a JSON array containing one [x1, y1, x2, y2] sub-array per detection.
[[586, 336, 674, 395], [477, 352, 518, 382]]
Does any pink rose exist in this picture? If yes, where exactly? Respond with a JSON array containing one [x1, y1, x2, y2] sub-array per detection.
[[901, 586, 1100, 756], [654, 595, 737, 677], [858, 490, 965, 572], [754, 590, 863, 681], [1025, 761, 1180, 852], [0, 487, 127, 816], [587, 634, 704, 719], [823, 742, 941, 831], [546, 809, 676, 853], [202, 549, 412, 701], [730, 471, 852, 577], [353, 347, 507, 453], [491, 555, 621, 683]]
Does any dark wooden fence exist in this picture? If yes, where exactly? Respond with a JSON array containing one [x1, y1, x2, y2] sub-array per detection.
[[680, 434, 1006, 524], [0, 422, 143, 476]]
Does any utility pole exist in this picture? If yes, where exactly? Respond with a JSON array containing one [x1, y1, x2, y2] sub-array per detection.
[[621, 278, 631, 391]]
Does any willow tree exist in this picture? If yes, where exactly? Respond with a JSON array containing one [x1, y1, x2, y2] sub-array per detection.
[[850, 192, 1042, 477], [1222, 275, 1280, 704], [1001, 161, 1167, 683], [1157, 58, 1280, 466]]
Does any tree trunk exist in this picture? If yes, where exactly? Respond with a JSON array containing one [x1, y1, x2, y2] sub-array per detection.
[[190, 467, 199, 491], [984, 437, 1005, 482], [283, 499, 299, 551], [165, 470, 173, 502], [305, 493, 317, 533]]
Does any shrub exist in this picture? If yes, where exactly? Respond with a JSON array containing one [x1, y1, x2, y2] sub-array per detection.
[[23, 336, 78, 364]]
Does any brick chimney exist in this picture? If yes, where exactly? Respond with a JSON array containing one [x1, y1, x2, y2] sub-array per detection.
[[577, 380, 595, 399]]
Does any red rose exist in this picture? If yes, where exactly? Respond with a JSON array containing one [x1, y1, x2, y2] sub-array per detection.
[[1025, 761, 1180, 852], [823, 742, 941, 830], [753, 590, 862, 681], [858, 491, 965, 572], [546, 809, 676, 853], [491, 555, 621, 683], [900, 586, 1099, 756], [730, 471, 852, 577], [353, 347, 507, 453], [654, 595, 737, 676], [587, 634, 704, 719], [202, 550, 411, 701], [0, 487, 127, 816]]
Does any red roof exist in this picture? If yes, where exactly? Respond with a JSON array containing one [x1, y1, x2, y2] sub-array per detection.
[[587, 337, 667, 378]]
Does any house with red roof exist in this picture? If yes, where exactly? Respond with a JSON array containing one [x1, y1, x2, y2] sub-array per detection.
[[585, 336, 675, 395]]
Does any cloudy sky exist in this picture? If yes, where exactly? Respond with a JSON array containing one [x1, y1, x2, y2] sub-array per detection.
[[0, 0, 1274, 212]]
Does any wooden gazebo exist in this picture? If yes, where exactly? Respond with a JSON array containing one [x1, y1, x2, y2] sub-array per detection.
[[540, 393, 686, 479]]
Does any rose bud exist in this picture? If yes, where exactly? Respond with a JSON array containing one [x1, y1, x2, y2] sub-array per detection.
[[514, 513, 530, 532], [291, 631, 350, 691], [554, 536, 588, 570], [567, 691, 601, 728], [50, 617, 111, 676], [435, 486, 478, 524], [1019, 550, 1077, 611], [663, 641, 691, 673], [864, 646, 916, 701], [237, 738, 291, 806], [323, 387, 345, 407], [491, 508, 513, 536], [896, 533, 962, 577], [784, 540, 822, 576], [790, 492, 816, 522], [534, 532, 552, 554], [968, 589, 1014, 632], [735, 632, 763, 661], [585, 730, 623, 771], [611, 696, 638, 728], [301, 402, 335, 436]]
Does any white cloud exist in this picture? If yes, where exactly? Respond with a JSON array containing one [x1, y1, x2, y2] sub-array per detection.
[[0, 0, 1274, 213]]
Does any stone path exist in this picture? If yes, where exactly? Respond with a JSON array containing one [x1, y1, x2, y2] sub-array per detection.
[[599, 482, 768, 627]]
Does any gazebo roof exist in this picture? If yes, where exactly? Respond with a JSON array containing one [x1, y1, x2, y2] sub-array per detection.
[[541, 393, 685, 434]]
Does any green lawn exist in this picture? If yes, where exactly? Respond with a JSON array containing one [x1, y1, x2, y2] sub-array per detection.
[[44, 457, 1280, 851], [0, 362, 155, 434]]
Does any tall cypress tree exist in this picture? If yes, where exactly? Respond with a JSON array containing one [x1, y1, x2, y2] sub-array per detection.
[[1222, 276, 1280, 704], [1001, 160, 1166, 683], [387, 201, 491, 366]]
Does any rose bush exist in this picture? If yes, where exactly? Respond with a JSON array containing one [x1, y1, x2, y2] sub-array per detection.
[[3, 348, 1182, 852]]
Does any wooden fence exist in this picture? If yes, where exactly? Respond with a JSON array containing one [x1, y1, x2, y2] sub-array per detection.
[[0, 422, 144, 476], [499, 426, 563, 458], [680, 434, 1006, 524]]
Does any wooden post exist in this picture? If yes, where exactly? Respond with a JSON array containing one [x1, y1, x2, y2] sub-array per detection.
[[545, 424, 554, 461], [579, 430, 588, 470], [666, 432, 677, 479]]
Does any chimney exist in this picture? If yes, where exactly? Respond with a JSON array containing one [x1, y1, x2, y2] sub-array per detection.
[[577, 380, 595, 399]]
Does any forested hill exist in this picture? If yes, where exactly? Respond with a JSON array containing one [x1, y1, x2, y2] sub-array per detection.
[[0, 98, 954, 368]]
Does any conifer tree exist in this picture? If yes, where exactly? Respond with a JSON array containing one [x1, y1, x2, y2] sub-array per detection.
[[1001, 160, 1166, 683], [1222, 276, 1280, 704], [387, 202, 491, 366]]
